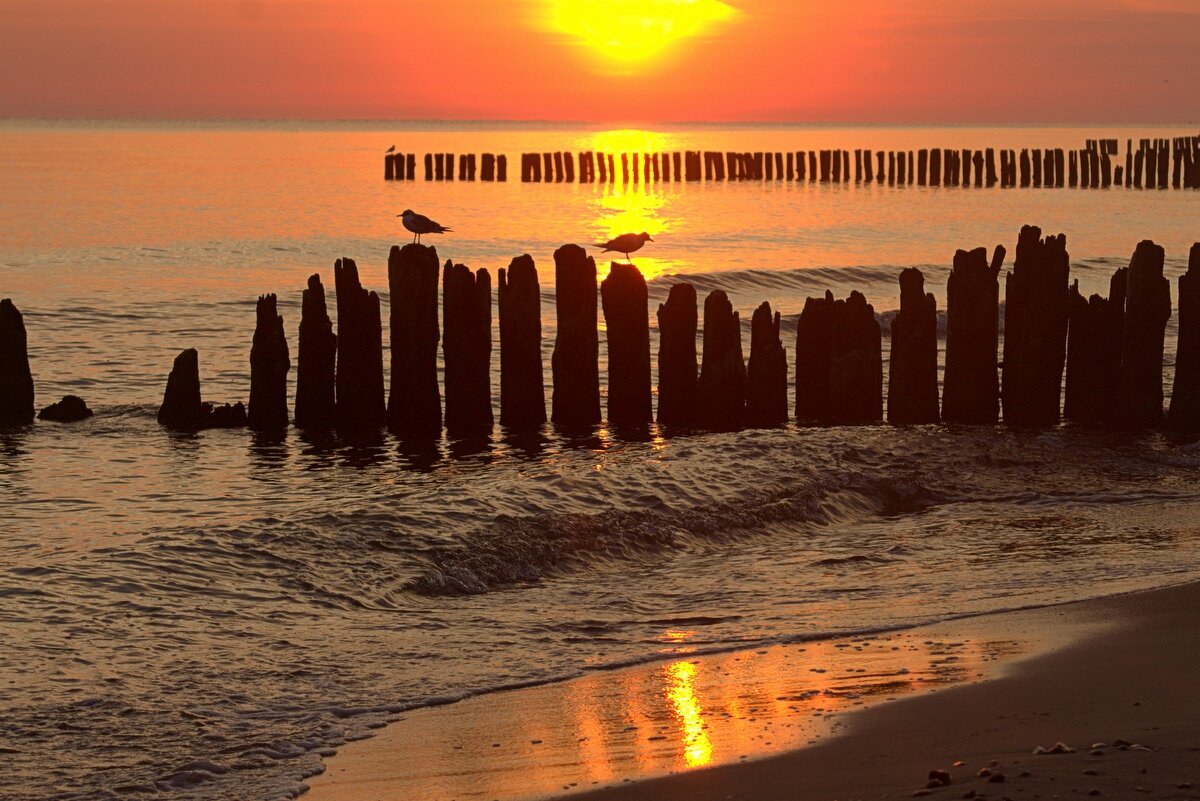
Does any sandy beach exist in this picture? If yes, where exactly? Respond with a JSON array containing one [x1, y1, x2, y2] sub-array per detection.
[[304, 581, 1200, 801]]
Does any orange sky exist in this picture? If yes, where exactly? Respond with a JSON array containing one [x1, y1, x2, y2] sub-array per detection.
[[1, 0, 1197, 122]]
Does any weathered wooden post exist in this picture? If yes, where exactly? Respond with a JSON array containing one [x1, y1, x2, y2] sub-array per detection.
[[890, 151, 899, 185], [796, 291, 834, 423], [819, 150, 831, 182], [1064, 270, 1126, 426], [248, 293, 290, 431], [657, 283, 698, 428], [697, 290, 745, 431], [829, 292, 882, 424], [295, 274, 336, 429], [601, 262, 652, 428], [876, 151, 885, 183], [158, 348, 203, 429], [943, 245, 1005, 424], [673, 152, 683, 181], [685, 151, 700, 181], [496, 154, 507, 181], [334, 257, 385, 430], [745, 301, 788, 427], [1118, 240, 1171, 427], [962, 149, 973, 187], [424, 153, 433, 181], [543, 152, 554, 182], [887, 268, 939, 424], [498, 254, 545, 430], [482, 153, 496, 181], [442, 261, 493, 438], [553, 151, 565, 183], [930, 148, 942, 186], [551, 244, 600, 428], [387, 244, 441, 437], [0, 298, 34, 425], [1032, 148, 1043, 187], [1001, 226, 1070, 426], [985, 148, 997, 185], [1168, 244, 1200, 432], [564, 152, 575, 182], [1125, 139, 1134, 187], [385, 154, 396, 181]]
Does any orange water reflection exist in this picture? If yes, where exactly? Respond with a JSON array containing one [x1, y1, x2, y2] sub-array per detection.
[[305, 620, 1062, 801], [584, 129, 682, 282]]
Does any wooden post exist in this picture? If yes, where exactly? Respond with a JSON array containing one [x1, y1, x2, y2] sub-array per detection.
[[973, 150, 984, 187], [930, 148, 942, 186], [387, 244, 442, 438], [1125, 139, 1134, 187], [775, 152, 784, 180], [685, 151, 700, 181], [601, 262, 652, 428], [1168, 244, 1200, 432], [697, 290, 745, 431], [829, 292, 882, 424], [795, 291, 834, 423], [745, 302, 788, 428], [334, 257, 386, 431], [445, 153, 455, 181], [543, 152, 553, 182], [943, 245, 1005, 424], [496, 154, 507, 181], [424, 153, 434, 181], [0, 298, 34, 425], [157, 348, 203, 429], [657, 283, 698, 428], [673, 152, 683, 182], [1065, 270, 1126, 426], [887, 268, 939, 424], [1055, 149, 1065, 187], [1118, 240, 1171, 427], [295, 274, 336, 430], [863, 149, 874, 182], [442, 261, 493, 438], [564, 151, 575, 182], [498, 254, 545, 430], [855, 149, 863, 182], [985, 148, 997, 185], [890, 151, 899, 185], [553, 152, 564, 182], [876, 151, 885, 183], [1001, 226, 1070, 426], [248, 293, 290, 431], [482, 153, 496, 181], [385, 154, 395, 180], [1069, 151, 1079, 187], [598, 152, 609, 182], [551, 244, 600, 428], [917, 149, 928, 186], [1032, 148, 1043, 187], [809, 151, 817, 182]]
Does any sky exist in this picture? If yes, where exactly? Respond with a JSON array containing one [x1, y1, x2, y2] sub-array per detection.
[[1, 0, 1197, 122]]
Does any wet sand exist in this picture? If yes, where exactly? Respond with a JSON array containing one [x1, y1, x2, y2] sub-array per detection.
[[301, 582, 1200, 801]]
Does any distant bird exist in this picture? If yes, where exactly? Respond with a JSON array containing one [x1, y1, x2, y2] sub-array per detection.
[[399, 209, 452, 244], [386, 144, 395, 154], [595, 232, 654, 263]]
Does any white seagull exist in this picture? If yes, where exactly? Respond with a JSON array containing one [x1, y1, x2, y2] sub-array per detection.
[[399, 209, 452, 244], [595, 232, 653, 263]]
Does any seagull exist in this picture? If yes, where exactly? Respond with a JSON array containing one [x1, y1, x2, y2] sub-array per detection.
[[595, 232, 654, 263], [386, 144, 395, 153], [398, 209, 452, 244]]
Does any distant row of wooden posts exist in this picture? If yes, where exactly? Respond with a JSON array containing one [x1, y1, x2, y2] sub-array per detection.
[[5, 230, 1197, 437], [385, 136, 1200, 190]]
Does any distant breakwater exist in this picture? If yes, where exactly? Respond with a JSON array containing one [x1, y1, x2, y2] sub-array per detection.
[[2, 231, 1199, 439], [384, 135, 1200, 190]]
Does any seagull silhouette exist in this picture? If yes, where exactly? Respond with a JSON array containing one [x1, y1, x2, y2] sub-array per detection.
[[595, 232, 653, 263], [386, 144, 395, 154], [399, 209, 452, 244]]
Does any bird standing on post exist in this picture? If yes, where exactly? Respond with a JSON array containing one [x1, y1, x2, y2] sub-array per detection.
[[595, 232, 654, 263], [399, 209, 452, 244], [386, 144, 395, 153]]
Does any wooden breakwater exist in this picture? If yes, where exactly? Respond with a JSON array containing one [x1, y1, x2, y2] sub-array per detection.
[[385, 135, 1200, 190], [5, 232, 1200, 439]]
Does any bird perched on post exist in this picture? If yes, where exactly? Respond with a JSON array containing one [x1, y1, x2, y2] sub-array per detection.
[[595, 232, 654, 263], [398, 209, 452, 244], [386, 144, 395, 154]]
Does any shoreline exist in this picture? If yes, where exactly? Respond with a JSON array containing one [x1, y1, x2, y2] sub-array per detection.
[[303, 581, 1200, 801]]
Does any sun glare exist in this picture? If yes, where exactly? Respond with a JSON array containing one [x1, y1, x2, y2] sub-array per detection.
[[546, 0, 739, 72]]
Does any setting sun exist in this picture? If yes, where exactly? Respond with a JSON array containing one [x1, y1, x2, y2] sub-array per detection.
[[546, 0, 740, 72]]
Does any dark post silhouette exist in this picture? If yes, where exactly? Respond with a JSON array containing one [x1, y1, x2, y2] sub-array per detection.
[[601, 262, 652, 427], [498, 254, 545, 429], [0, 298, 34, 425], [943, 245, 1005, 424], [334, 257, 385, 431], [795, 291, 835, 423], [656, 283, 698, 427], [1168, 244, 1200, 433], [829, 292, 882, 424], [295, 274, 336, 429], [744, 301, 788, 427], [158, 348, 203, 429], [442, 262, 493, 438], [887, 268, 939, 424], [1064, 270, 1126, 426], [387, 244, 441, 437], [551, 244, 601, 427], [496, 154, 507, 181], [1001, 226, 1070, 427], [38, 395, 92, 422], [697, 290, 745, 431], [1118, 240, 1171, 427], [248, 293, 290, 430]]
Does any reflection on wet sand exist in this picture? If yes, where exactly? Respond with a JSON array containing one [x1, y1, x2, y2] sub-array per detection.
[[306, 621, 1056, 801]]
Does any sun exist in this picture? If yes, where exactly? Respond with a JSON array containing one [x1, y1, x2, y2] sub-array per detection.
[[545, 0, 739, 73]]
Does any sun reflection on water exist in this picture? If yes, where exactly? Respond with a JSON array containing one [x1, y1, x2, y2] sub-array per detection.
[[584, 129, 681, 282], [665, 660, 713, 768]]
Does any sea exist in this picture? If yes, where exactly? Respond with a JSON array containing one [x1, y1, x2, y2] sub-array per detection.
[[2, 121, 1200, 801]]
